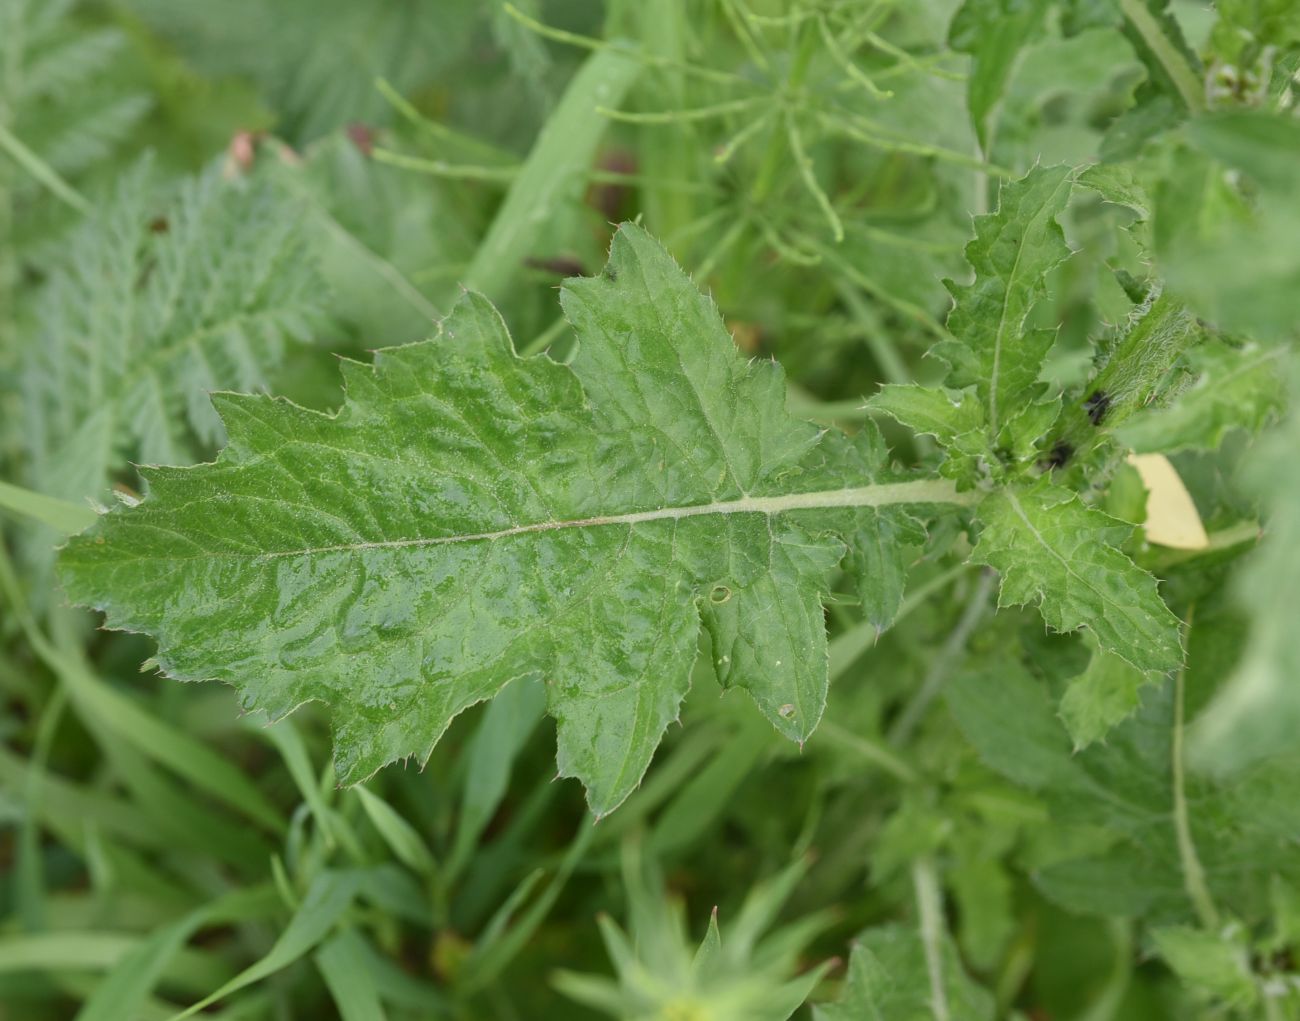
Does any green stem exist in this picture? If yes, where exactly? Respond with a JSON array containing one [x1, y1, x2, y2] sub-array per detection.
[[1119, 0, 1204, 114], [0, 121, 91, 214], [1072, 919, 1134, 1021], [749, 19, 819, 204], [0, 479, 99, 535], [596, 96, 763, 124], [913, 857, 952, 1021], [819, 721, 919, 784], [1172, 610, 1220, 931], [888, 569, 995, 745], [370, 149, 518, 182]]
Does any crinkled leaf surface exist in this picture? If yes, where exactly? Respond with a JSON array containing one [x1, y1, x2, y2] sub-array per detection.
[[867, 383, 993, 483], [971, 481, 1182, 674], [1050, 289, 1200, 461], [60, 226, 940, 815]]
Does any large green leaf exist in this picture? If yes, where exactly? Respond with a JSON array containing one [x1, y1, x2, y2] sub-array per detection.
[[59, 226, 961, 815]]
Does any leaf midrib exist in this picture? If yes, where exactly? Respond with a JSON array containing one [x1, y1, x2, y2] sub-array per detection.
[[988, 171, 1074, 436], [118, 479, 976, 563]]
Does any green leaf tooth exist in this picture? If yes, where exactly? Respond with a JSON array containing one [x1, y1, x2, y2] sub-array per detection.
[[1059, 643, 1159, 750], [1078, 162, 1153, 222], [867, 383, 987, 447], [205, 392, 299, 449], [972, 481, 1183, 674]]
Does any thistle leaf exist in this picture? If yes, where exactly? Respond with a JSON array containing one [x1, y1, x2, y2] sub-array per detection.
[[947, 662, 1300, 921], [59, 226, 957, 815], [1059, 642, 1158, 750], [935, 164, 1076, 440]]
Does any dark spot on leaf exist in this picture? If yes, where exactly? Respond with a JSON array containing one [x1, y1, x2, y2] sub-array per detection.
[[346, 123, 375, 157], [1042, 440, 1073, 470], [1084, 390, 1111, 426]]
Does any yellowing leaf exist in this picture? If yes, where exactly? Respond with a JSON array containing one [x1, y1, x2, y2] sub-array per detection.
[[1126, 453, 1208, 550]]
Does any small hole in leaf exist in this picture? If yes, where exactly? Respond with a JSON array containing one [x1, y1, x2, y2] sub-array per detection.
[[778, 704, 796, 719], [709, 584, 732, 604]]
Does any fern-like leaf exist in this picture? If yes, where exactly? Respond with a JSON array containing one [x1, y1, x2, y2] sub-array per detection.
[[22, 160, 323, 506]]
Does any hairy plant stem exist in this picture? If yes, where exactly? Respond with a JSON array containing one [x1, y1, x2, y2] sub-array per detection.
[[1172, 609, 1220, 931], [1119, 0, 1204, 114], [913, 857, 952, 1021], [818, 721, 919, 784], [888, 568, 996, 746]]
